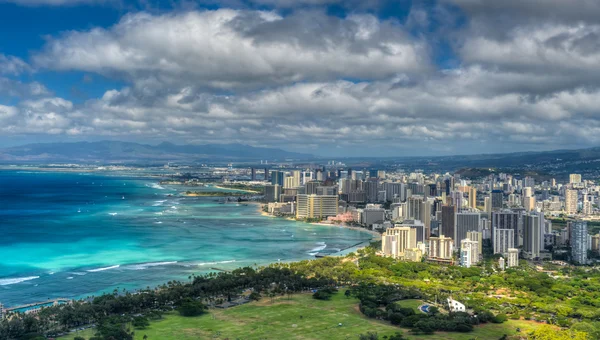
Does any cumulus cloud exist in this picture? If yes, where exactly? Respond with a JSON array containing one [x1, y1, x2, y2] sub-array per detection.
[[33, 9, 429, 90], [0, 78, 51, 98], [0, 54, 31, 75], [3, 2, 600, 155]]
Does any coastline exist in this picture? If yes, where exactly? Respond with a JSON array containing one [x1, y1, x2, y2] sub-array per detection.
[[254, 202, 379, 245], [310, 222, 381, 240], [213, 185, 260, 194], [0, 171, 368, 308]]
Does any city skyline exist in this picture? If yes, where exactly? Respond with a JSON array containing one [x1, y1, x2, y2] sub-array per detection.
[[2, 0, 600, 157]]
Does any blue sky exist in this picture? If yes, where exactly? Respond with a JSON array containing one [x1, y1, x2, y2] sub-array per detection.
[[1, 0, 600, 157]]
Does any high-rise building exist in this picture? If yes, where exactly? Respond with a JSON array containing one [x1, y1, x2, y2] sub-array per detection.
[[407, 196, 423, 220], [270, 171, 285, 186], [523, 214, 541, 259], [383, 182, 405, 202], [364, 179, 379, 203], [455, 212, 480, 247], [523, 176, 535, 189], [396, 220, 427, 243], [565, 189, 578, 214], [296, 194, 338, 219], [284, 176, 296, 189], [467, 231, 483, 254], [484, 196, 491, 217], [523, 196, 536, 212], [583, 193, 592, 215], [264, 184, 281, 202], [361, 207, 386, 226], [460, 239, 480, 268], [381, 227, 417, 259], [591, 234, 600, 253], [419, 200, 433, 239], [491, 190, 503, 210], [250, 168, 256, 181], [305, 181, 321, 195], [468, 186, 477, 209], [493, 228, 515, 255], [570, 174, 582, 184], [316, 186, 337, 196], [491, 210, 519, 248], [290, 170, 301, 187], [441, 205, 456, 239], [571, 221, 588, 264], [506, 248, 519, 267], [428, 234, 454, 261]]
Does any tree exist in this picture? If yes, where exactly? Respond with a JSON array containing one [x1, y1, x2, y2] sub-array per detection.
[[427, 306, 439, 316], [529, 325, 589, 340], [387, 333, 405, 340], [358, 331, 379, 340], [249, 292, 261, 301], [132, 316, 150, 329], [178, 299, 207, 317]]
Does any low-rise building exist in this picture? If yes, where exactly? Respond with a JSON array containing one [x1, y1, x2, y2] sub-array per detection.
[[447, 298, 466, 313], [404, 248, 423, 262]]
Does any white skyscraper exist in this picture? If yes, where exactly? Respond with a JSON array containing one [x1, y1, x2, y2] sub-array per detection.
[[565, 189, 578, 214], [493, 228, 515, 254], [460, 239, 480, 268], [571, 221, 588, 264], [506, 248, 519, 267]]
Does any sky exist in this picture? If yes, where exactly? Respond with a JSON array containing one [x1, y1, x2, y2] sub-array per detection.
[[1, 0, 600, 157]]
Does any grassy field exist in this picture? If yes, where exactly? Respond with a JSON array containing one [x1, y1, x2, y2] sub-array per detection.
[[61, 290, 544, 340], [393, 299, 425, 312]]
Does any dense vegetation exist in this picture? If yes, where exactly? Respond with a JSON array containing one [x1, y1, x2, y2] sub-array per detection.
[[2, 245, 600, 339]]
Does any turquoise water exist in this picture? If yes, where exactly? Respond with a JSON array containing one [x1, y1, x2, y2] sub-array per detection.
[[0, 171, 372, 307]]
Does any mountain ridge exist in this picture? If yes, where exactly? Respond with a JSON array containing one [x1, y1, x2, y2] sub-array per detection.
[[0, 141, 313, 163]]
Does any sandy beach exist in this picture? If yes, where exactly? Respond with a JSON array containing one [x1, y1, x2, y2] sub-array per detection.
[[310, 222, 381, 240]]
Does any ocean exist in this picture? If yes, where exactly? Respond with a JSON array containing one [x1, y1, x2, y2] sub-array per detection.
[[0, 170, 372, 307]]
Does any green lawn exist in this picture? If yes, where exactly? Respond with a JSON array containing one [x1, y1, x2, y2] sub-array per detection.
[[61, 290, 545, 340], [393, 299, 425, 313]]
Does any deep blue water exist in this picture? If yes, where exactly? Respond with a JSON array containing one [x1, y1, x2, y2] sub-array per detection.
[[0, 170, 371, 307]]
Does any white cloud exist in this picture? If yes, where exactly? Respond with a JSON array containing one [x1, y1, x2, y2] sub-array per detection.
[[3, 3, 600, 156], [34, 9, 429, 90], [0, 54, 30, 75]]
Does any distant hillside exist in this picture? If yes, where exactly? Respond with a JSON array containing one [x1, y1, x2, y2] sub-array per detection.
[[0, 141, 313, 163]]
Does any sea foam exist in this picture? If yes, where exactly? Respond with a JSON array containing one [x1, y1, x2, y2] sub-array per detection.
[[87, 265, 120, 272], [196, 260, 236, 266], [0, 276, 40, 286], [307, 242, 327, 255], [147, 183, 165, 190], [125, 261, 178, 270]]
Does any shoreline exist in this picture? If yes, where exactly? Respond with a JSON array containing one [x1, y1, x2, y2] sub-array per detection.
[[254, 202, 379, 243], [310, 222, 381, 240], [213, 185, 260, 194]]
